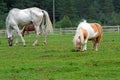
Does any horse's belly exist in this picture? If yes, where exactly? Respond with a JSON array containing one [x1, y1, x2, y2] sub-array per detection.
[[16, 16, 31, 25], [88, 31, 98, 39], [15, 12, 31, 25]]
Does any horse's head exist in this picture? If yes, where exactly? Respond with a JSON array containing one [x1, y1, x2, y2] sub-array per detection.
[[73, 35, 82, 51], [8, 37, 13, 46]]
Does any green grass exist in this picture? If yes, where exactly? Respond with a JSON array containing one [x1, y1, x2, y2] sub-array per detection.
[[0, 32, 120, 80]]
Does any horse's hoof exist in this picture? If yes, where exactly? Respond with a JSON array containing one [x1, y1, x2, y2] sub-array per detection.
[[23, 45, 26, 47], [33, 44, 38, 46], [42, 43, 46, 46], [14, 43, 18, 46], [42, 42, 46, 46]]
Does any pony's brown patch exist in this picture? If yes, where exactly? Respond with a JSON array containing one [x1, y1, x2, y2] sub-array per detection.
[[89, 23, 102, 43], [90, 23, 98, 32], [90, 23, 102, 37]]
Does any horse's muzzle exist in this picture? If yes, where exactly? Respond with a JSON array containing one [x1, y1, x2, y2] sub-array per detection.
[[9, 43, 12, 46]]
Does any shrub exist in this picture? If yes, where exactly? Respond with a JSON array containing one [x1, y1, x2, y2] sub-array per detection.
[[0, 20, 5, 29], [55, 16, 72, 28]]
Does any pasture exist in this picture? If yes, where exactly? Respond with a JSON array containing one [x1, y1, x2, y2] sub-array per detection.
[[0, 32, 120, 80]]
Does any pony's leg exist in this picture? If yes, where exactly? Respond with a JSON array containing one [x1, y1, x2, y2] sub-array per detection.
[[13, 26, 26, 46], [82, 44, 87, 51], [33, 26, 40, 46], [93, 41, 98, 51], [6, 26, 13, 46], [95, 43, 99, 51], [92, 39, 96, 50], [92, 41, 95, 50], [93, 42, 98, 51], [94, 36, 101, 51], [82, 39, 88, 51]]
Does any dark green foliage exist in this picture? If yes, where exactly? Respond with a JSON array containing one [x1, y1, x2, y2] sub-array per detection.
[[0, 0, 120, 29], [55, 16, 72, 28]]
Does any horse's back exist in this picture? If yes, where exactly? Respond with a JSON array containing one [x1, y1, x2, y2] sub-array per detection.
[[7, 8, 31, 23], [77, 21, 102, 39], [9, 8, 20, 13], [9, 7, 41, 13], [6, 7, 43, 26], [90, 23, 102, 36]]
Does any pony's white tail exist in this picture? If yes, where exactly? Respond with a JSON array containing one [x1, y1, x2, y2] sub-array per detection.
[[79, 28, 84, 44], [43, 10, 53, 33]]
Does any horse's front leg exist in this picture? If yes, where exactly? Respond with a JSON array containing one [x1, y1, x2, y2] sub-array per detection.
[[13, 26, 26, 46], [18, 32, 26, 46], [14, 31, 18, 46], [82, 39, 88, 51]]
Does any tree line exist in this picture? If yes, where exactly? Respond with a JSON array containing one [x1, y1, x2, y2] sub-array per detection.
[[0, 0, 120, 29]]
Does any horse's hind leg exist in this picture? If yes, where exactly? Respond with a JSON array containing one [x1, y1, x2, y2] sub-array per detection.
[[93, 36, 101, 51], [33, 25, 40, 46], [94, 42, 99, 51], [92, 39, 96, 50], [14, 31, 18, 46], [92, 40, 98, 51], [41, 25, 47, 46], [42, 31, 47, 46]]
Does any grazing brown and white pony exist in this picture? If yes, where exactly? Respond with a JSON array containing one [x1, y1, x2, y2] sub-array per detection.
[[73, 20, 102, 51], [21, 24, 35, 37], [6, 7, 53, 46]]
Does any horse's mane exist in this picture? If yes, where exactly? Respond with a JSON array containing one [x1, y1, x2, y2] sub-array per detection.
[[76, 20, 87, 31], [74, 20, 87, 45]]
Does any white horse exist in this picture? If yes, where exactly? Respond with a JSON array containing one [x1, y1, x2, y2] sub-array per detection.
[[73, 20, 102, 51], [6, 7, 53, 46]]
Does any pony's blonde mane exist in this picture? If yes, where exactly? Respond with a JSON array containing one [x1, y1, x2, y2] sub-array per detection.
[[73, 20, 87, 45]]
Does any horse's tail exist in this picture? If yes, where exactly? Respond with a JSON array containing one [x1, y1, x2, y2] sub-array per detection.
[[42, 10, 53, 33]]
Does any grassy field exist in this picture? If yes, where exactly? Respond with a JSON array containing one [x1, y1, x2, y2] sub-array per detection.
[[0, 32, 120, 80]]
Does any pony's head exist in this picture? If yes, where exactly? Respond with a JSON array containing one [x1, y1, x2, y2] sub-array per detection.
[[8, 37, 13, 46], [73, 35, 82, 51], [73, 22, 86, 51]]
